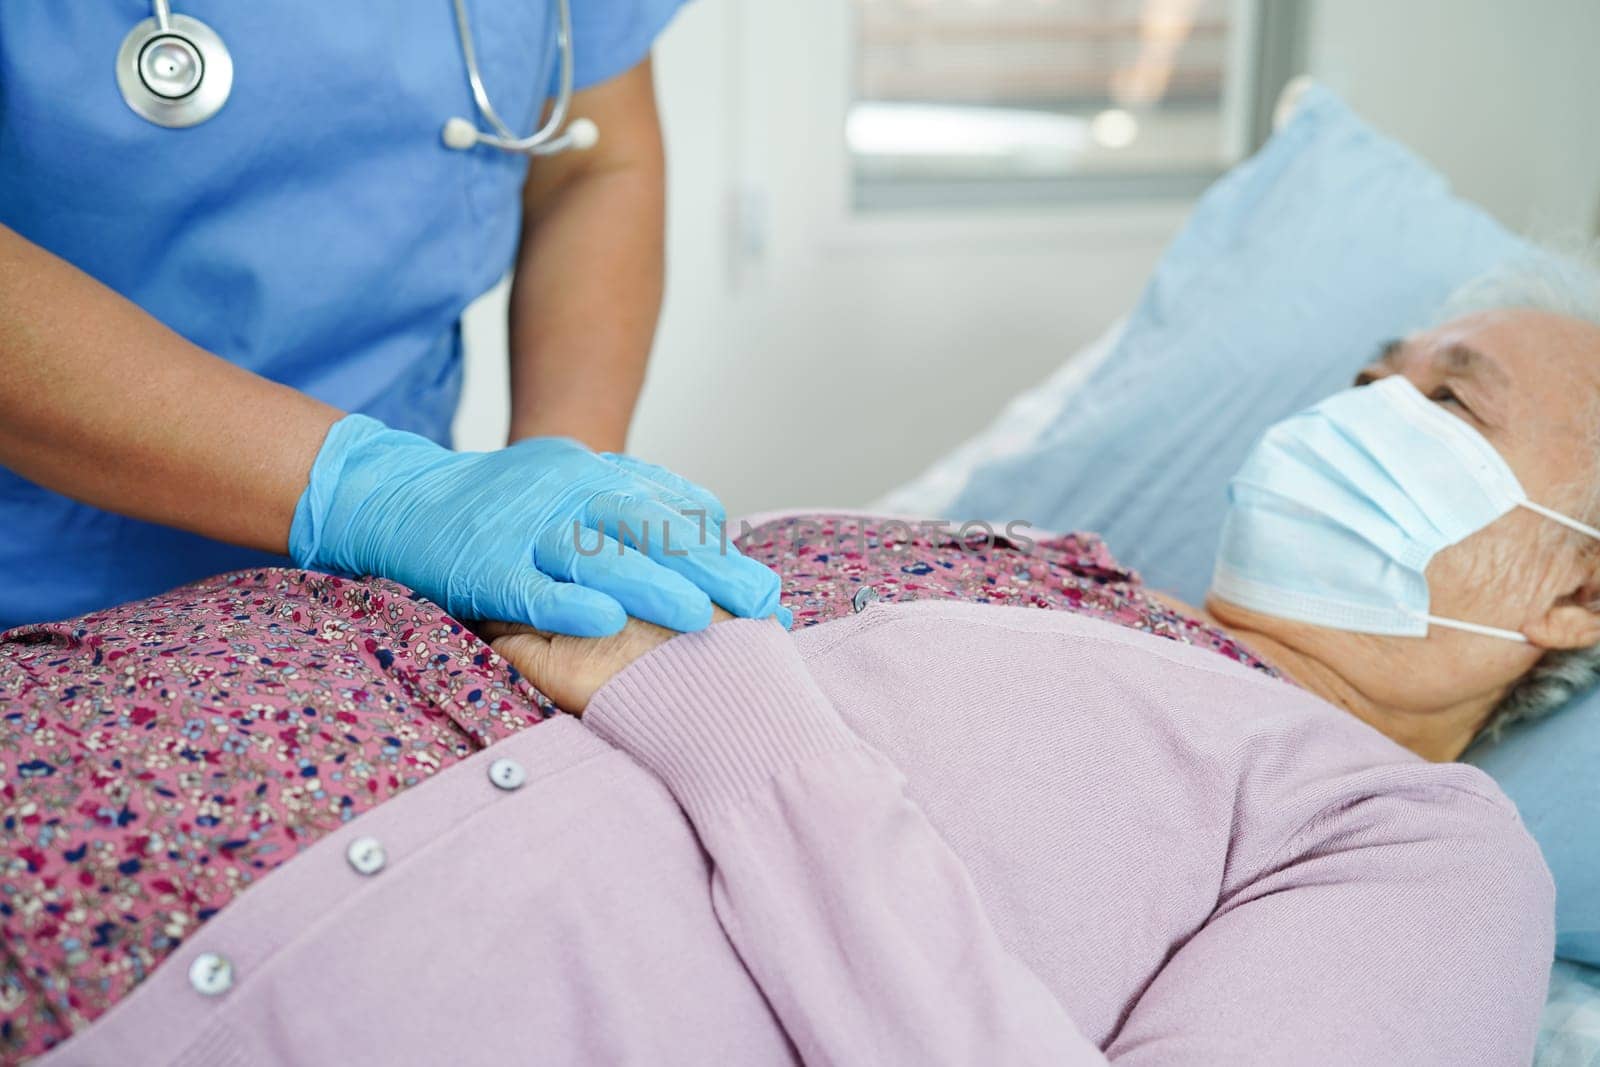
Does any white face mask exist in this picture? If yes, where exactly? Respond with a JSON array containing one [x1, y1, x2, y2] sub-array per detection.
[[1211, 375, 1600, 643]]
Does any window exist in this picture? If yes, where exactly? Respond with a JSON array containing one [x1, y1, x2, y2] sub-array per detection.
[[849, 0, 1294, 209]]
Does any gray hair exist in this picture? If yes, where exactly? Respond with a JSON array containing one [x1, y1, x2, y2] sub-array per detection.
[[1448, 243, 1600, 737]]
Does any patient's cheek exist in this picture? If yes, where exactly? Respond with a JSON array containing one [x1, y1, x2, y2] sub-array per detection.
[[1426, 512, 1535, 620]]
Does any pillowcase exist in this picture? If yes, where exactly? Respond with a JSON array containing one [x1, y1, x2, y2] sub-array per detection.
[[944, 86, 1600, 963], [1469, 699, 1600, 962]]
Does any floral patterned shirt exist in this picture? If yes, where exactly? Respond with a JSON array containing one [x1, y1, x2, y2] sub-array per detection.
[[0, 513, 1273, 1061]]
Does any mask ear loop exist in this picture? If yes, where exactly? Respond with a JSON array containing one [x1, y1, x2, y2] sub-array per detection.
[[1417, 502, 1600, 643], [1419, 614, 1529, 643], [1519, 499, 1600, 541]]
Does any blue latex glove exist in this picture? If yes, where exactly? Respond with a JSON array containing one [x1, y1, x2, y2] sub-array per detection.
[[290, 415, 787, 636]]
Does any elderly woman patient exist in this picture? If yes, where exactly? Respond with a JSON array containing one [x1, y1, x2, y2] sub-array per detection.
[[3, 268, 1598, 1065]]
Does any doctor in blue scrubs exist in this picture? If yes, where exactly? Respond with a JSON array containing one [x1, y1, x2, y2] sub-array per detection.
[[0, 1, 783, 635]]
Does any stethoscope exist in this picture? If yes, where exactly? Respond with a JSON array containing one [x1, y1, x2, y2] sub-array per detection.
[[115, 0, 598, 156]]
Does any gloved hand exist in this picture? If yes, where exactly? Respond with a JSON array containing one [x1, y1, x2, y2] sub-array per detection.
[[289, 415, 787, 637]]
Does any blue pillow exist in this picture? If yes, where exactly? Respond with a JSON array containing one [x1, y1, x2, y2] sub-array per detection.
[[946, 86, 1600, 963], [1469, 705, 1600, 962]]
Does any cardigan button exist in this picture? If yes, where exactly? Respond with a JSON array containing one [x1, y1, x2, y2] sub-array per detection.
[[346, 835, 387, 876], [188, 952, 234, 997], [852, 586, 879, 613], [488, 757, 527, 791]]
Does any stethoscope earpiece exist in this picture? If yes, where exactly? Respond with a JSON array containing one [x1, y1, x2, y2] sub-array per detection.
[[442, 117, 482, 151], [564, 118, 599, 152], [442, 116, 599, 155]]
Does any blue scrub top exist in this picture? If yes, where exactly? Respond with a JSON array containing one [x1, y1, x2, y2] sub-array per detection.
[[0, 0, 685, 628]]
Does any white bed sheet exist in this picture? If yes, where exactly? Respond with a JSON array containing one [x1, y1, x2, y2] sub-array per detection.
[[1541, 961, 1600, 1066]]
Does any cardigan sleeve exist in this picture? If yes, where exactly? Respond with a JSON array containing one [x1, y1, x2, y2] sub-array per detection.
[[583, 618, 1552, 1065], [583, 618, 1101, 1064]]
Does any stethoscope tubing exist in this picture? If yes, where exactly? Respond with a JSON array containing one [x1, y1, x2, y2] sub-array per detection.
[[450, 0, 577, 155], [119, 0, 588, 157]]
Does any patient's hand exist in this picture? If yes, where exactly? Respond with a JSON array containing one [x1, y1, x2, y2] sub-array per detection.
[[481, 608, 734, 715]]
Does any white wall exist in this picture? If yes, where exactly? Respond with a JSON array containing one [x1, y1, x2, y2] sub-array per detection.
[[1305, 0, 1600, 237], [457, 0, 1183, 514], [458, 0, 1600, 517]]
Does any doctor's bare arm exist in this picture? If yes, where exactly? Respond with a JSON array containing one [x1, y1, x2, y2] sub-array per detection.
[[0, 223, 340, 554], [507, 57, 665, 452]]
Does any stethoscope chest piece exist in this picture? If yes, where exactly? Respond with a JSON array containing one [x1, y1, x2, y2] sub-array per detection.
[[116, 13, 232, 128]]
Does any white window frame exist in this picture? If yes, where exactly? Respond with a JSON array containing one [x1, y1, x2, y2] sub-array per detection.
[[726, 0, 1305, 259]]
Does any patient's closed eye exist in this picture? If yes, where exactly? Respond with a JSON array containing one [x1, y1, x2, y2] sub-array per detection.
[[1429, 386, 1465, 409]]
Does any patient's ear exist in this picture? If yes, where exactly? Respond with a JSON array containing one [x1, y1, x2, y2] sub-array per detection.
[[1525, 574, 1600, 650]]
